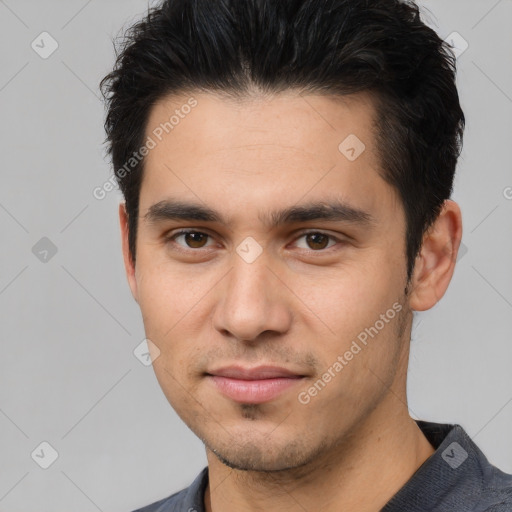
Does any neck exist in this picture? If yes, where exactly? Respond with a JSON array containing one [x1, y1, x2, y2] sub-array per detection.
[[203, 398, 435, 512]]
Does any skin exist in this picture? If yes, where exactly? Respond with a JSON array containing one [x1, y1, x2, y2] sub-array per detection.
[[119, 90, 462, 512]]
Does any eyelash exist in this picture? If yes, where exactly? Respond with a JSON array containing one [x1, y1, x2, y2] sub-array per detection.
[[165, 229, 343, 254]]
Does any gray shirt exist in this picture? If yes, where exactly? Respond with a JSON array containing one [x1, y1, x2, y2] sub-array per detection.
[[132, 421, 512, 511]]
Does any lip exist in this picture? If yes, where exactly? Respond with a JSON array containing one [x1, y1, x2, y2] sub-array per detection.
[[207, 365, 303, 380], [206, 365, 305, 404]]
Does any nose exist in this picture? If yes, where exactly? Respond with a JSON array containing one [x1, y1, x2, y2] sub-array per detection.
[[212, 251, 293, 343]]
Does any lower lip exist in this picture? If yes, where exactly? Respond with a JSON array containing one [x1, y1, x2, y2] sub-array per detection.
[[208, 375, 303, 404]]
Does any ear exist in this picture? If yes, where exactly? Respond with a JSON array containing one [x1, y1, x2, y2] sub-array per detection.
[[409, 199, 463, 311], [119, 202, 139, 303]]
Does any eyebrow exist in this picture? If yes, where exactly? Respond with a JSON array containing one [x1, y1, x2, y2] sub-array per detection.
[[143, 198, 375, 229]]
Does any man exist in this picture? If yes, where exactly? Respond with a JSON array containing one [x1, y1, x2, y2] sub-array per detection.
[[100, 0, 512, 510]]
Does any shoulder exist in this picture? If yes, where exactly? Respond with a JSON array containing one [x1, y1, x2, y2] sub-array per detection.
[[474, 462, 512, 511], [130, 466, 209, 512], [448, 423, 512, 512], [131, 489, 185, 512], [384, 421, 512, 512]]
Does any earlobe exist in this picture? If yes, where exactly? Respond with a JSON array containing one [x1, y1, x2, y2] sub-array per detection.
[[119, 202, 139, 303], [409, 200, 463, 311]]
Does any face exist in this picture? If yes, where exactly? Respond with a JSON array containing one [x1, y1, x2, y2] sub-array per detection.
[[122, 91, 414, 472]]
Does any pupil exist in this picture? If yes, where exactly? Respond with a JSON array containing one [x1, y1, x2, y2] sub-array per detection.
[[307, 233, 328, 250], [186, 232, 206, 248]]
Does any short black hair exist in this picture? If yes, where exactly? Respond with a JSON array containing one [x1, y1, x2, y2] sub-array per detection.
[[100, 0, 465, 281]]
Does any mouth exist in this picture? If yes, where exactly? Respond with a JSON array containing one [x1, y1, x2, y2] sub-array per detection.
[[205, 365, 306, 404]]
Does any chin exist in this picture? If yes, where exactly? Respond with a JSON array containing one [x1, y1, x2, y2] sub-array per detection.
[[204, 433, 324, 473]]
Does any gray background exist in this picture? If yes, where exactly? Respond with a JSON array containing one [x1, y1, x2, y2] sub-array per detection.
[[0, 0, 511, 511]]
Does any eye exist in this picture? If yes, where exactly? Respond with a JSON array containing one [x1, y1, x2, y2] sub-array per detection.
[[167, 230, 215, 250], [293, 231, 340, 251], [165, 229, 343, 254]]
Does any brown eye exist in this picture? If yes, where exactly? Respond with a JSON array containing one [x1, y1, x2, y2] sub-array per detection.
[[305, 233, 330, 250], [184, 232, 208, 248], [293, 231, 339, 252], [170, 230, 213, 249]]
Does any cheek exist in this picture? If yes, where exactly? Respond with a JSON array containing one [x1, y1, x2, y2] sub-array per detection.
[[136, 258, 207, 326], [135, 280, 185, 370], [294, 263, 402, 341]]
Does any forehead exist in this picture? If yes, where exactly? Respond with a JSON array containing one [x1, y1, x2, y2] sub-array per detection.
[[138, 90, 399, 225], [144, 90, 378, 162]]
